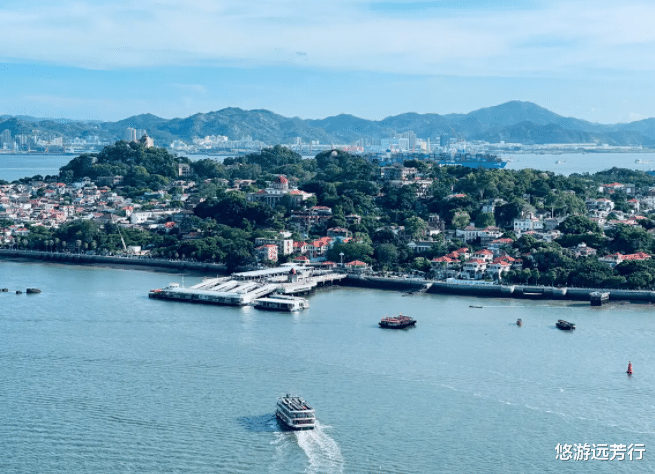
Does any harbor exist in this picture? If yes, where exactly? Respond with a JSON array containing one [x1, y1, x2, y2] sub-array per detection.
[[3, 260, 653, 474], [148, 263, 346, 308]]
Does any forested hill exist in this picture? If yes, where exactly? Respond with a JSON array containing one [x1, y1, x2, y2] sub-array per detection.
[[2, 101, 655, 146]]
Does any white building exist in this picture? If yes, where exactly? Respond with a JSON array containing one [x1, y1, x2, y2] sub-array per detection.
[[247, 175, 314, 207], [513, 216, 543, 232]]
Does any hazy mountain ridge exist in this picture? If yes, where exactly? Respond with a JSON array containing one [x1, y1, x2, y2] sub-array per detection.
[[1, 101, 654, 146]]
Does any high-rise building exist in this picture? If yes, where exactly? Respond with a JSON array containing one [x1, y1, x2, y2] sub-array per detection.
[[124, 128, 137, 142], [407, 131, 417, 150], [440, 134, 450, 147], [0, 129, 12, 148]]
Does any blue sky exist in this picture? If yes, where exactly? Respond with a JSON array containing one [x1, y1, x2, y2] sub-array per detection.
[[1, 0, 654, 124]]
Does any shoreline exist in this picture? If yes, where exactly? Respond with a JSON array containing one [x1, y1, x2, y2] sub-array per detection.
[[3, 249, 655, 304], [344, 274, 655, 304], [0, 249, 228, 276]]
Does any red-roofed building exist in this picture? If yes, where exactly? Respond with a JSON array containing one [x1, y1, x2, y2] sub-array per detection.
[[293, 241, 308, 254], [488, 238, 514, 255], [472, 249, 494, 262], [601, 183, 636, 195], [463, 258, 487, 276], [255, 244, 278, 263], [306, 237, 333, 259], [431, 256, 458, 269], [623, 252, 651, 261], [596, 252, 651, 267], [486, 261, 512, 279], [327, 227, 352, 241]]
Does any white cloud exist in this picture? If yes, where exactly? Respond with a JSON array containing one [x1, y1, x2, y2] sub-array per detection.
[[0, 0, 654, 77]]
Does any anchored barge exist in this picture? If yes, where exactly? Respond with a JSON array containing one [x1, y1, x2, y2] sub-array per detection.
[[379, 314, 416, 329], [276, 395, 315, 430]]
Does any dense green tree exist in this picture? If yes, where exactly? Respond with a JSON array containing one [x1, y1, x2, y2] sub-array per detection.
[[327, 242, 374, 264], [475, 212, 496, 228], [451, 211, 470, 229], [557, 215, 602, 235], [374, 243, 398, 269], [608, 225, 653, 254], [494, 200, 524, 227]]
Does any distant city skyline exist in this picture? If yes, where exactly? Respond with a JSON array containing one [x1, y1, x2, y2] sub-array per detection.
[[1, 1, 655, 124]]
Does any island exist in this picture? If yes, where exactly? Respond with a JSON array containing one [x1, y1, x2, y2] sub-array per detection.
[[1, 140, 655, 292]]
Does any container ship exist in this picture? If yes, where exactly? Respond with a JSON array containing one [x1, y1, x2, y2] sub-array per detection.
[[372, 151, 508, 169]]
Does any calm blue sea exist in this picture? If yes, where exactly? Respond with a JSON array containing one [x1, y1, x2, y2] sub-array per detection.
[[1, 152, 655, 182], [0, 261, 653, 472]]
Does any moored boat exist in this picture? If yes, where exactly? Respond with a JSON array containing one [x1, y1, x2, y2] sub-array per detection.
[[276, 395, 315, 430], [379, 314, 416, 329], [253, 295, 309, 311], [556, 320, 575, 330]]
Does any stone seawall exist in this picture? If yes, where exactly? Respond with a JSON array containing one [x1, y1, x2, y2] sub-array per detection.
[[0, 249, 228, 274], [345, 274, 655, 304], [343, 274, 428, 291]]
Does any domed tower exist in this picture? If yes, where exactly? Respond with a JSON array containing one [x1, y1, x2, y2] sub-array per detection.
[[272, 175, 289, 191], [139, 133, 154, 149]]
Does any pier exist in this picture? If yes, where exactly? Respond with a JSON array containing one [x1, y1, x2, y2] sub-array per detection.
[[149, 264, 347, 307], [590, 291, 610, 306]]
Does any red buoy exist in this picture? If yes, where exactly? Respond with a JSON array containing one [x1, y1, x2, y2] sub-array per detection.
[[627, 362, 633, 375]]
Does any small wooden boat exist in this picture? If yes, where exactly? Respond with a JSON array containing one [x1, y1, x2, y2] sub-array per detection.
[[556, 320, 575, 330]]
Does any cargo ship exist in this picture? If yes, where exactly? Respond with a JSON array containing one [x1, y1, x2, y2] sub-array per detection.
[[372, 151, 508, 169]]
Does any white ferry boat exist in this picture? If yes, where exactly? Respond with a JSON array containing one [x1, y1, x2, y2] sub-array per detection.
[[254, 295, 309, 311], [276, 395, 315, 430]]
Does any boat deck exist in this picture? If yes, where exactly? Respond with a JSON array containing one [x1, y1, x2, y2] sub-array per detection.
[[278, 396, 314, 412]]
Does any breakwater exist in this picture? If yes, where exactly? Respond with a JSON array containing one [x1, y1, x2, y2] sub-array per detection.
[[344, 274, 655, 303], [0, 249, 228, 274]]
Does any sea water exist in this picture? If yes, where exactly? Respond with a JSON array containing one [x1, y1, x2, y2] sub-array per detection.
[[2, 152, 655, 182], [1, 261, 653, 472]]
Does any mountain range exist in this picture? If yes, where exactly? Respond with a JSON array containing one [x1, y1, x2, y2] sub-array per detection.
[[2, 101, 655, 147]]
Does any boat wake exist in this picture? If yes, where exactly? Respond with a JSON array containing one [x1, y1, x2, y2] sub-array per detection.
[[269, 421, 343, 474], [295, 421, 344, 474]]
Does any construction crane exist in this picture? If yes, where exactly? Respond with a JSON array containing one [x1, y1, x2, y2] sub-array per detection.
[[449, 127, 466, 153], [111, 214, 128, 253]]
